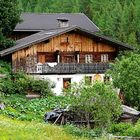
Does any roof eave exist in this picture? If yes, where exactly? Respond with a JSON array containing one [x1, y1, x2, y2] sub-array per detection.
[[0, 26, 134, 57]]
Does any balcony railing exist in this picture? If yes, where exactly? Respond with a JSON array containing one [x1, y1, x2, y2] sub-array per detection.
[[30, 62, 111, 74]]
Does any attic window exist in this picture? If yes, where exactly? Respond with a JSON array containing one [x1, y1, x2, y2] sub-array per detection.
[[57, 18, 69, 28]]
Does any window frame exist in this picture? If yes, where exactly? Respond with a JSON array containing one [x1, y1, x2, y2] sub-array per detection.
[[101, 54, 109, 62], [85, 54, 93, 63]]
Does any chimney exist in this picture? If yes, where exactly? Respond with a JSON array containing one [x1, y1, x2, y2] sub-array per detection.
[[57, 18, 69, 28]]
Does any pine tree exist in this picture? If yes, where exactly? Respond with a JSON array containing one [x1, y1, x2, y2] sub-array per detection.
[[0, 0, 21, 49]]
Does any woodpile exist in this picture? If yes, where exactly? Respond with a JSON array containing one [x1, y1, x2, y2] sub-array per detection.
[[119, 105, 140, 123]]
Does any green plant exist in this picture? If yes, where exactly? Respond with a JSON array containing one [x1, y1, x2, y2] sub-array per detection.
[[0, 60, 11, 74], [109, 121, 140, 137], [0, 70, 53, 97], [109, 122, 132, 135], [0, 115, 88, 140], [64, 81, 122, 129], [108, 52, 140, 109], [64, 124, 102, 138], [0, 0, 21, 49], [0, 94, 71, 121], [27, 77, 53, 97]]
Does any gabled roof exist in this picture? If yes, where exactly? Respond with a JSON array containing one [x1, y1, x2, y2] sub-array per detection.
[[14, 13, 99, 32], [0, 26, 133, 57]]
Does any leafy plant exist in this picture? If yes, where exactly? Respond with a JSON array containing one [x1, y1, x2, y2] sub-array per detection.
[[64, 124, 102, 138], [108, 52, 140, 109], [64, 81, 122, 129], [0, 94, 71, 121], [109, 121, 140, 137], [0, 60, 11, 74], [0, 69, 53, 97]]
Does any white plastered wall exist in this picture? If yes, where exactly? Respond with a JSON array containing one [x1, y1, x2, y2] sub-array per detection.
[[32, 74, 105, 95]]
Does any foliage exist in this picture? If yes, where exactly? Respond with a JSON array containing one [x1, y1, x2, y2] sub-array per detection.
[[108, 52, 140, 109], [0, 61, 11, 74], [0, 95, 115, 139], [64, 124, 102, 138], [0, 94, 70, 121], [109, 121, 140, 137], [27, 77, 53, 97], [0, 0, 21, 49], [0, 71, 53, 97], [64, 81, 122, 129], [0, 115, 88, 140], [109, 122, 132, 135], [0, 33, 15, 50]]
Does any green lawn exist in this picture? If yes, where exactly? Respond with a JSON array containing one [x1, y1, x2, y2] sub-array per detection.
[[0, 115, 89, 140]]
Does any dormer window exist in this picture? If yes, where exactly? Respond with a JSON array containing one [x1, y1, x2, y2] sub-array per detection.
[[57, 18, 69, 28]]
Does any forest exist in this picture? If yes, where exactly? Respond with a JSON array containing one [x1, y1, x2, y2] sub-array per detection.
[[18, 0, 140, 49]]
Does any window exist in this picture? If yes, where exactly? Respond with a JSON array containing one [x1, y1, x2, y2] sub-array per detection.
[[63, 78, 71, 89], [104, 75, 110, 83], [85, 76, 92, 84], [101, 54, 108, 62], [85, 54, 93, 63], [63, 55, 76, 63]]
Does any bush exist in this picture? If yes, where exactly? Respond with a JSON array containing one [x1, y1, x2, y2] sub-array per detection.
[[28, 77, 53, 97], [64, 124, 102, 138], [0, 60, 11, 74], [108, 52, 140, 109], [109, 121, 140, 137], [0, 61, 53, 97], [0, 71, 53, 97], [64, 81, 122, 129], [109, 122, 132, 135]]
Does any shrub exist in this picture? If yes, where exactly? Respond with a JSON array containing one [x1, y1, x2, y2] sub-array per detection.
[[0, 71, 53, 97], [124, 124, 140, 137], [28, 77, 53, 97], [0, 60, 11, 74], [64, 124, 102, 138], [109, 122, 132, 135], [109, 121, 140, 137], [64, 81, 122, 129], [108, 52, 140, 109]]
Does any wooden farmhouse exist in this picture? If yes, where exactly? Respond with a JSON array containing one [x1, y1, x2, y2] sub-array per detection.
[[0, 13, 133, 95]]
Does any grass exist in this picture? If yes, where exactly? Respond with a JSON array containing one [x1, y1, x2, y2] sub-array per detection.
[[0, 115, 115, 140], [0, 94, 116, 139], [0, 115, 88, 140]]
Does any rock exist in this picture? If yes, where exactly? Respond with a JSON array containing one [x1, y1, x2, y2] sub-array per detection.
[[0, 103, 5, 110], [26, 94, 41, 99]]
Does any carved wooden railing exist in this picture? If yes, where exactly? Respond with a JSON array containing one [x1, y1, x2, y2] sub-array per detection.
[[33, 63, 111, 74]]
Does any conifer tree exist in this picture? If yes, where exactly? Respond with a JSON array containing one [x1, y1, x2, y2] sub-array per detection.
[[0, 0, 21, 49]]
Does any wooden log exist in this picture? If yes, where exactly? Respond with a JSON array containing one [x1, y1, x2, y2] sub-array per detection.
[[53, 113, 62, 124]]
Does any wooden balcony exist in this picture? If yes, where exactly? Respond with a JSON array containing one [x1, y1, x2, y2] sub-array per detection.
[[31, 63, 111, 74]]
